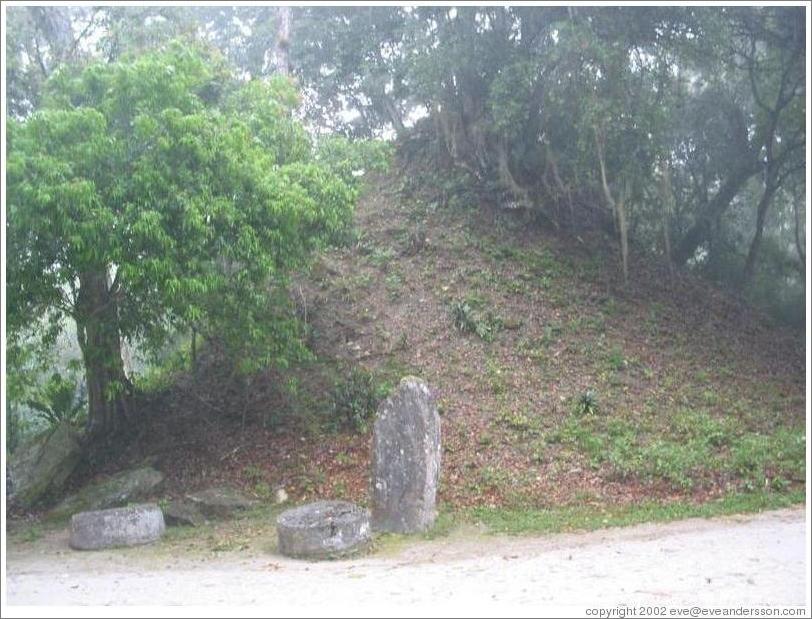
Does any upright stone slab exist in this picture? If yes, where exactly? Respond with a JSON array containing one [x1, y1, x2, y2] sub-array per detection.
[[371, 376, 441, 533]]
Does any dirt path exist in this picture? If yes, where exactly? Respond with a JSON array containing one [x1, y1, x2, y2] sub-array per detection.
[[5, 508, 807, 610]]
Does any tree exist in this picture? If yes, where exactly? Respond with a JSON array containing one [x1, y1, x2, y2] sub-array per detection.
[[736, 8, 805, 285], [7, 42, 359, 438], [5, 6, 101, 117], [291, 6, 411, 137]]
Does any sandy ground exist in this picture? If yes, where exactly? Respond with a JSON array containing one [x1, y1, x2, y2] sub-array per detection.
[[5, 507, 808, 611]]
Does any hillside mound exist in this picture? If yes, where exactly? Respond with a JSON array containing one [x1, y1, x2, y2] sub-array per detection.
[[56, 164, 805, 512]]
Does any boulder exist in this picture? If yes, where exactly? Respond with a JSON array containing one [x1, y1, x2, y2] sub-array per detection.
[[49, 466, 164, 521], [185, 486, 257, 519], [8, 422, 82, 509], [162, 499, 206, 527], [70, 504, 165, 550], [277, 500, 371, 560], [371, 376, 441, 533]]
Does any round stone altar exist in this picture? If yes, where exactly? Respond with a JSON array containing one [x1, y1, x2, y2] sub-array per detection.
[[276, 500, 371, 559], [70, 503, 165, 550]]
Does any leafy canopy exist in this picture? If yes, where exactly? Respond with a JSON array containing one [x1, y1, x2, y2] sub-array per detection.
[[7, 41, 371, 372]]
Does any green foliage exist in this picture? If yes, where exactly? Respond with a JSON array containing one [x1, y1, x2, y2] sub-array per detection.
[[5, 333, 58, 450], [672, 409, 731, 447], [7, 6, 805, 324], [470, 489, 805, 535], [314, 136, 393, 187], [132, 331, 194, 393], [552, 403, 804, 491], [450, 299, 502, 342], [730, 429, 806, 487], [329, 367, 387, 432], [485, 357, 507, 396], [574, 390, 599, 416], [450, 300, 478, 335], [25, 372, 86, 428], [605, 347, 626, 372], [496, 408, 539, 435], [7, 42, 361, 428]]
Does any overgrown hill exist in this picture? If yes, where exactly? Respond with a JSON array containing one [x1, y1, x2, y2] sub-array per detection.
[[68, 161, 805, 513]]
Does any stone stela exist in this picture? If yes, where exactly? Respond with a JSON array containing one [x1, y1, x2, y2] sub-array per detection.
[[371, 376, 441, 534]]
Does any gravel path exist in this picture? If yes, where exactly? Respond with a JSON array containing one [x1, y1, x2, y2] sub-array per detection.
[[5, 507, 807, 611]]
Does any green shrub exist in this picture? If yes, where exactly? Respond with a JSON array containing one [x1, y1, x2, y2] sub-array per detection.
[[450, 299, 502, 342], [451, 299, 477, 334], [574, 389, 599, 416], [329, 367, 387, 432]]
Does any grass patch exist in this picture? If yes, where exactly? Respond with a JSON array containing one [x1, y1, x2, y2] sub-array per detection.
[[496, 407, 541, 436], [384, 271, 404, 299], [7, 523, 48, 544], [370, 509, 459, 556], [486, 356, 508, 396], [547, 408, 805, 491], [367, 246, 397, 269], [469, 489, 805, 535]]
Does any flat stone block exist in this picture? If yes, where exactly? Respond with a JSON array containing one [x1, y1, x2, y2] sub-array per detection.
[[70, 503, 165, 550], [277, 500, 370, 560]]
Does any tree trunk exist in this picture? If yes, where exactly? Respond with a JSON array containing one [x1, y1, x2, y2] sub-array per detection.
[[497, 137, 531, 209], [273, 6, 292, 76], [383, 98, 406, 140], [793, 193, 805, 266], [615, 183, 630, 286], [595, 128, 629, 285], [673, 164, 757, 266], [76, 270, 131, 438], [742, 179, 778, 285], [658, 158, 675, 276]]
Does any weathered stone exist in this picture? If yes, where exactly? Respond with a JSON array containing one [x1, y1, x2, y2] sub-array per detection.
[[48, 466, 164, 520], [185, 486, 257, 519], [8, 422, 83, 509], [277, 500, 370, 560], [162, 499, 206, 527], [371, 376, 441, 533], [70, 504, 165, 550]]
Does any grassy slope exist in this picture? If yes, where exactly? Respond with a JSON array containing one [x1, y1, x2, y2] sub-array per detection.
[[61, 164, 805, 527]]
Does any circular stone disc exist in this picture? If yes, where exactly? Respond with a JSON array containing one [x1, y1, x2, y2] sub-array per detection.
[[276, 500, 371, 559]]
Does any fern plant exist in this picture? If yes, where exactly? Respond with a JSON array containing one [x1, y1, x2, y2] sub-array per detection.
[[450, 300, 501, 342], [26, 373, 86, 428]]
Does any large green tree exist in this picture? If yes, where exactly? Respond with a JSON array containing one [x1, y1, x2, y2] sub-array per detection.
[[7, 42, 359, 437]]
